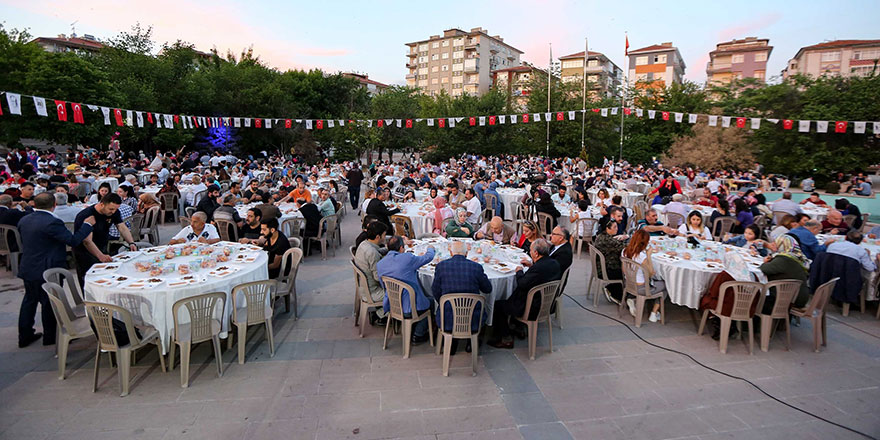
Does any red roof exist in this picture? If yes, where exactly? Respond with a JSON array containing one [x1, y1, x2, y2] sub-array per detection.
[[31, 36, 104, 51], [558, 50, 604, 60], [801, 39, 880, 50], [628, 44, 676, 54]]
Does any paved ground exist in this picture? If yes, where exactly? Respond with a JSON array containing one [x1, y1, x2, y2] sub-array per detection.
[[1, 208, 879, 440]]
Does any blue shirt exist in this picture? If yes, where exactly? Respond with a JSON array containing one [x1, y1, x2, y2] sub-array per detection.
[[855, 182, 872, 196], [723, 235, 768, 257], [377, 247, 436, 314], [431, 255, 492, 332], [473, 182, 486, 207], [788, 226, 826, 260], [827, 240, 876, 271]]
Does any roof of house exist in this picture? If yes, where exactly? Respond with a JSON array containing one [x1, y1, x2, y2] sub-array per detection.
[[31, 36, 104, 51], [558, 50, 604, 60], [627, 44, 677, 55], [791, 39, 880, 61], [405, 28, 524, 54]]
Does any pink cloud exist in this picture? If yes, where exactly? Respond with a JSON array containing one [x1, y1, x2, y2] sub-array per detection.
[[717, 12, 782, 42], [2, 0, 349, 71]]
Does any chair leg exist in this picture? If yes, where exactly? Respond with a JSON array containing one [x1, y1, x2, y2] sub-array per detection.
[[747, 321, 754, 355], [697, 310, 710, 335], [180, 342, 191, 388], [57, 334, 70, 380], [527, 322, 537, 360], [812, 317, 821, 352], [156, 342, 166, 372], [718, 318, 731, 354], [402, 320, 412, 359], [634, 297, 646, 328], [92, 346, 101, 393], [353, 293, 361, 326], [292, 286, 298, 320], [266, 320, 275, 357], [547, 318, 553, 354], [427, 315, 435, 348], [555, 298, 563, 329], [382, 318, 392, 350], [119, 349, 132, 397], [227, 326, 234, 351], [586, 276, 593, 304], [441, 335, 451, 377], [168, 339, 176, 371], [283, 294, 291, 314], [237, 324, 247, 364], [821, 314, 827, 347], [784, 317, 791, 351], [358, 301, 369, 338], [212, 336, 224, 378], [470, 335, 479, 376], [759, 316, 771, 352], [660, 296, 666, 325], [842, 302, 850, 317]]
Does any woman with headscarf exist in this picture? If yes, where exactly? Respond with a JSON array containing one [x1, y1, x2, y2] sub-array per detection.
[[445, 207, 475, 238], [759, 234, 811, 312], [137, 193, 160, 213], [432, 196, 453, 236]]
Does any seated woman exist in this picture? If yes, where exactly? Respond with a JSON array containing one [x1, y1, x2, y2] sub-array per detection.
[[595, 188, 613, 207], [535, 192, 561, 232], [723, 224, 774, 257], [361, 189, 375, 213], [569, 199, 593, 240], [594, 217, 629, 303], [137, 193, 160, 213], [401, 189, 416, 203], [431, 196, 453, 236], [445, 208, 475, 238], [513, 220, 539, 253], [427, 187, 439, 202], [678, 210, 713, 241], [621, 229, 666, 323], [759, 234, 811, 313], [768, 214, 796, 242], [732, 198, 754, 234]]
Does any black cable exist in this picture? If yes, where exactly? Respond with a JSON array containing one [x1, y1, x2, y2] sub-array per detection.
[[563, 293, 878, 440]]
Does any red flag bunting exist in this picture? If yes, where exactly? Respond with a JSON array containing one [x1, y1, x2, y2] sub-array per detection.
[[405, 119, 412, 128], [556, 112, 563, 121], [113, 108, 123, 126], [783, 119, 793, 130], [54, 100, 67, 121], [377, 119, 384, 128], [591, 108, 600, 113], [835, 121, 848, 133], [662, 111, 669, 121], [285, 119, 292, 128], [438, 118, 445, 128], [736, 117, 746, 128], [489, 116, 496, 125], [469, 117, 476, 126], [71, 103, 84, 124], [624, 108, 632, 115], [254, 118, 262, 128], [173, 115, 180, 125], [207, 117, 213, 128], [147, 112, 153, 124], [522, 114, 530, 123], [316, 120, 323, 129], [192, 116, 198, 128]]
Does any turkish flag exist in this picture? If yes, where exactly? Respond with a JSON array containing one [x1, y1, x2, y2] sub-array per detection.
[[207, 118, 213, 128], [316, 120, 323, 129], [173, 115, 180, 125], [147, 112, 154, 124], [285, 119, 292, 128], [624, 108, 632, 116], [783, 119, 793, 130], [192, 116, 198, 128], [592, 108, 600, 113], [835, 121, 848, 133], [489, 116, 496, 125], [114, 108, 124, 126], [469, 117, 476, 126], [54, 100, 67, 121], [71, 103, 84, 124], [662, 111, 669, 121], [556, 112, 563, 121], [736, 117, 746, 128], [254, 118, 262, 128], [522, 114, 530, 123], [405, 119, 413, 128], [377, 119, 384, 128], [438, 118, 445, 128]]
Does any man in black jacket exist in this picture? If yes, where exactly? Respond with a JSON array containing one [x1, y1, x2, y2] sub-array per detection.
[[196, 184, 221, 221], [489, 239, 561, 349], [366, 188, 400, 234], [345, 164, 364, 210], [548, 226, 573, 274]]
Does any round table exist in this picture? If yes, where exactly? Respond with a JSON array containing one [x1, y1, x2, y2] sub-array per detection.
[[801, 205, 829, 222], [818, 234, 880, 301], [83, 242, 269, 352], [648, 236, 767, 309], [394, 201, 435, 238], [409, 237, 530, 325], [496, 188, 526, 220], [95, 177, 119, 192]]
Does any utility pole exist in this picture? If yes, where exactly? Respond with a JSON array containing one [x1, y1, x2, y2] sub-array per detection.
[[546, 43, 552, 157], [580, 37, 588, 161]]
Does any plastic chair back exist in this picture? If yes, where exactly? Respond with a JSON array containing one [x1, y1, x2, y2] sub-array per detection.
[[281, 217, 304, 238], [381, 277, 419, 321], [43, 282, 77, 330], [278, 247, 303, 286], [520, 281, 561, 322], [173, 292, 225, 344], [215, 218, 238, 242], [621, 257, 649, 297], [666, 212, 685, 229], [84, 301, 141, 350], [391, 214, 415, 239], [160, 192, 179, 211], [43, 268, 84, 308], [804, 277, 839, 317], [536, 212, 553, 237], [712, 217, 737, 241], [717, 281, 765, 320], [763, 280, 802, 318], [0, 224, 21, 255], [439, 294, 485, 338], [232, 280, 275, 325]]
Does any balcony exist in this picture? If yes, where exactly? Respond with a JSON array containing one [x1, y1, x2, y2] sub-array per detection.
[[464, 43, 478, 50], [464, 64, 479, 73], [407, 51, 417, 57], [405, 73, 416, 80], [706, 62, 731, 73], [406, 62, 417, 69]]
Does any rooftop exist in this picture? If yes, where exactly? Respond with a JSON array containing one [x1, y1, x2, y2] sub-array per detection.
[[30, 35, 105, 51], [558, 50, 605, 60], [406, 27, 524, 54], [628, 42, 678, 55]]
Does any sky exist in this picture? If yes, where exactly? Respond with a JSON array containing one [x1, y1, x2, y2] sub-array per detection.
[[2, 0, 879, 86]]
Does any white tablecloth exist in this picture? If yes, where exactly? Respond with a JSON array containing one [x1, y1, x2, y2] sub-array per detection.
[[84, 242, 269, 352], [649, 236, 767, 309], [652, 204, 716, 226], [587, 188, 643, 208], [395, 201, 435, 238], [496, 188, 526, 220], [410, 237, 529, 325], [96, 177, 119, 192]]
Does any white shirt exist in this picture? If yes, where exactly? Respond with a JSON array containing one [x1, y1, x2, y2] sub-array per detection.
[[678, 224, 713, 240], [184, 183, 207, 205], [551, 193, 571, 204], [707, 180, 721, 193], [465, 196, 482, 223], [210, 156, 224, 166], [172, 224, 220, 242], [53, 205, 80, 223]]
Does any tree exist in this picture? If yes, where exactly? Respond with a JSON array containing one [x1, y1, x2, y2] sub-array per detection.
[[665, 123, 755, 169]]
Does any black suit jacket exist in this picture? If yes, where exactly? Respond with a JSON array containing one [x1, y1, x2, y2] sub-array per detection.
[[366, 198, 400, 232], [506, 257, 561, 319], [18, 211, 93, 282], [299, 203, 322, 238], [549, 242, 573, 274], [0, 206, 30, 227]]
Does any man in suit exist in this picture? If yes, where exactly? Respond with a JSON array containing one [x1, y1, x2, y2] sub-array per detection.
[[431, 240, 492, 354], [0, 194, 30, 227], [366, 188, 400, 234], [17, 193, 95, 347], [489, 239, 561, 349], [548, 226, 573, 273]]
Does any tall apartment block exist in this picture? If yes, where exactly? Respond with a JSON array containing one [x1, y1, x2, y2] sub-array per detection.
[[706, 37, 772, 86], [406, 28, 523, 96], [782, 39, 880, 79], [492, 63, 546, 110], [558, 51, 623, 98], [626, 42, 686, 90]]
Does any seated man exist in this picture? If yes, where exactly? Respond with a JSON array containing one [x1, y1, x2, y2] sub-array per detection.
[[316, 188, 336, 217], [239, 208, 263, 243], [695, 187, 718, 208], [637, 209, 677, 237], [789, 219, 835, 260], [260, 217, 291, 279], [169, 212, 220, 245], [550, 184, 570, 204], [548, 226, 573, 274], [377, 236, 436, 345], [354, 222, 389, 325], [821, 209, 850, 235], [488, 239, 561, 349], [827, 230, 878, 272], [474, 216, 516, 243], [431, 240, 491, 354], [195, 184, 221, 221], [770, 192, 802, 216], [800, 192, 827, 206], [853, 178, 872, 196], [662, 194, 690, 219]]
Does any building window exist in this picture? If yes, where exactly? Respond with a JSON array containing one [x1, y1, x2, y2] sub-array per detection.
[[635, 56, 648, 66], [419, 63, 427, 68], [431, 78, 438, 84], [654, 54, 667, 64], [452, 63, 463, 72], [418, 56, 427, 63], [419, 44, 428, 51], [821, 51, 841, 62], [442, 40, 449, 47], [588, 74, 599, 82], [441, 77, 449, 83], [731, 54, 744, 63], [432, 54, 438, 60], [432, 66, 438, 72], [453, 71, 463, 76], [442, 52, 449, 59], [441, 65, 449, 71], [754, 70, 765, 80], [432, 42, 439, 48], [854, 49, 880, 60], [588, 59, 599, 67], [418, 80, 428, 87], [561, 59, 583, 69], [754, 52, 767, 62], [453, 38, 463, 46], [453, 50, 464, 59]]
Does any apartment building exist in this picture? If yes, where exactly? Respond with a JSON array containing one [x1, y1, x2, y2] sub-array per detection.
[[558, 51, 623, 98], [627, 42, 686, 90], [706, 37, 772, 86], [406, 28, 523, 96], [342, 73, 388, 95], [492, 63, 546, 110], [782, 39, 880, 79]]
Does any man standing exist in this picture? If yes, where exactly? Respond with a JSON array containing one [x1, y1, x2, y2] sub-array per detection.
[[18, 193, 95, 347], [354, 221, 389, 325], [346, 164, 364, 211], [366, 188, 401, 234], [377, 236, 436, 345], [431, 240, 491, 354], [73, 193, 137, 286], [260, 218, 291, 279]]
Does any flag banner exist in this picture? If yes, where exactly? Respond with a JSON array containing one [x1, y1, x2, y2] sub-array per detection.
[[708, 115, 718, 127], [6, 93, 21, 115], [611, 107, 618, 116], [305, 119, 313, 129], [157, 114, 164, 128], [544, 112, 551, 121], [592, 108, 600, 113], [438, 118, 445, 128], [86, 104, 98, 111], [601, 108, 608, 117], [648, 110, 656, 119], [114, 108, 124, 126], [873, 122, 880, 133], [816, 121, 828, 133], [173, 114, 180, 125], [284, 119, 292, 128], [327, 119, 335, 128], [767, 118, 779, 124], [854, 121, 866, 134], [510, 114, 517, 124], [750, 118, 761, 130], [339, 119, 345, 126], [54, 100, 67, 121], [624, 108, 632, 116], [568, 111, 575, 120], [469, 117, 476, 126], [395, 119, 401, 128], [534, 113, 541, 122], [367, 120, 373, 127], [265, 118, 273, 128], [522, 114, 529, 123], [233, 118, 241, 128], [689, 114, 698, 124], [147, 112, 154, 124], [163, 114, 172, 128], [427, 118, 434, 126], [136, 111, 144, 127], [835, 121, 847, 133], [33, 97, 48, 116], [721, 116, 731, 128], [317, 119, 325, 129], [556, 112, 563, 121], [125, 110, 133, 126], [736, 117, 746, 128], [244, 118, 251, 128], [478, 116, 485, 126], [72, 103, 84, 124], [798, 120, 810, 132], [500, 115, 507, 124], [449, 118, 456, 128], [405, 119, 413, 128], [489, 116, 496, 125], [662, 111, 670, 121], [674, 112, 683, 123], [635, 109, 643, 117]]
